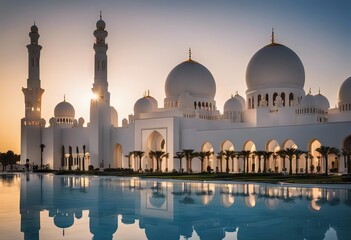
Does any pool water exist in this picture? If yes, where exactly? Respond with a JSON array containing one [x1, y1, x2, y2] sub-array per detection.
[[0, 173, 350, 240]]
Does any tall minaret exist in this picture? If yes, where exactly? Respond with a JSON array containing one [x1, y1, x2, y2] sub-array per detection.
[[21, 23, 45, 165], [89, 13, 112, 168], [92, 11, 110, 104], [22, 23, 44, 122]]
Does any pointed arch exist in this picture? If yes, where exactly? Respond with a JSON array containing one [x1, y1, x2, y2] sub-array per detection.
[[201, 141, 214, 172], [114, 144, 123, 168], [221, 140, 234, 151]]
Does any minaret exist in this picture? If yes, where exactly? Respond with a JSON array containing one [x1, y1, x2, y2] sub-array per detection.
[[21, 23, 45, 165], [22, 23, 44, 122], [89, 13, 112, 168], [92, 11, 110, 104]]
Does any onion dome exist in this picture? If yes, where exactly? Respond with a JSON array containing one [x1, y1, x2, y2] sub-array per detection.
[[96, 11, 106, 30], [224, 96, 243, 112], [31, 24, 38, 33], [165, 56, 216, 99], [246, 36, 305, 91], [314, 91, 330, 111], [78, 117, 85, 126], [301, 92, 316, 108], [233, 92, 246, 108], [49, 117, 56, 126], [54, 98, 75, 119], [144, 91, 158, 109], [134, 97, 153, 114], [338, 76, 351, 105], [54, 212, 74, 229]]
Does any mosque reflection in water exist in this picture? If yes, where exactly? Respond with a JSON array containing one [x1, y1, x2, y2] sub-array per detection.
[[20, 174, 351, 240]]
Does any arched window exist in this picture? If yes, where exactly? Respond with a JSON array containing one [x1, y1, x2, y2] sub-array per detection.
[[281, 92, 285, 106], [248, 98, 251, 109], [258, 95, 262, 107], [289, 93, 294, 106], [198, 102, 201, 109], [252, 97, 255, 109], [194, 102, 197, 109], [265, 93, 269, 106]]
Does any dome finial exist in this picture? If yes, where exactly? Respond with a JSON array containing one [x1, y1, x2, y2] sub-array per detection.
[[188, 47, 192, 61], [271, 27, 275, 44], [318, 87, 320, 94], [308, 88, 312, 95], [100, 10, 102, 20], [235, 90, 238, 95], [34, 20, 36, 26], [148, 89, 150, 96], [64, 94, 66, 102]]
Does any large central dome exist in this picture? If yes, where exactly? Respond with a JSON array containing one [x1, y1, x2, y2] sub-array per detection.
[[246, 43, 305, 91], [165, 60, 216, 98]]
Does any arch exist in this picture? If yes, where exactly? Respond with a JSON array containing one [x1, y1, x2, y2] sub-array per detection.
[[266, 140, 281, 172], [289, 92, 294, 106], [202, 141, 214, 172], [221, 140, 234, 151], [114, 144, 123, 168], [258, 94, 262, 107], [147, 131, 166, 151], [147, 131, 166, 171], [283, 139, 297, 149], [248, 98, 251, 109], [265, 93, 269, 106], [243, 140, 257, 173], [281, 92, 286, 106], [243, 140, 256, 152], [194, 101, 197, 109]]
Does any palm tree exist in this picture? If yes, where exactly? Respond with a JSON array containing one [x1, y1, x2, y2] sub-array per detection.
[[262, 151, 273, 173], [302, 151, 311, 174], [82, 145, 86, 171], [253, 151, 264, 173], [277, 149, 287, 172], [316, 146, 340, 175], [240, 150, 251, 173], [294, 149, 304, 174], [174, 151, 185, 173], [125, 152, 133, 169], [149, 150, 166, 172], [183, 149, 195, 173], [216, 151, 223, 173], [61, 145, 65, 169], [285, 148, 296, 175], [223, 150, 233, 173], [197, 151, 211, 172], [40, 144, 45, 170], [134, 151, 145, 171], [68, 146, 73, 170]]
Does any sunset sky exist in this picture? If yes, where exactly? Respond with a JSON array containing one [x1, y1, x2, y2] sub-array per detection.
[[0, 0, 350, 154]]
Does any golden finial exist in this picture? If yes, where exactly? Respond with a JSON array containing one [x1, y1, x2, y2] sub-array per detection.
[[271, 27, 275, 44], [318, 88, 320, 94], [308, 88, 312, 95], [64, 94, 66, 102], [231, 94, 233, 98], [235, 90, 238, 95], [34, 20, 36, 26], [188, 47, 192, 61], [100, 11, 102, 20]]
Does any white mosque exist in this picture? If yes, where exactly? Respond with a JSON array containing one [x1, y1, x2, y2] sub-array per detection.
[[21, 16, 351, 173]]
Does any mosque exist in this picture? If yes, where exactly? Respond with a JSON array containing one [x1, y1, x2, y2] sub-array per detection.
[[21, 16, 351, 173]]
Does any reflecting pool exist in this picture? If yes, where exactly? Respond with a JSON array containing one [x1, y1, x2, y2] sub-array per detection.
[[0, 174, 351, 240]]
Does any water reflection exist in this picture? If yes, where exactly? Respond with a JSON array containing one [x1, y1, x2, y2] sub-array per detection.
[[12, 174, 351, 239]]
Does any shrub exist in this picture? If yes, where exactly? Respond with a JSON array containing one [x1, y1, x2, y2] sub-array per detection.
[[88, 165, 94, 171]]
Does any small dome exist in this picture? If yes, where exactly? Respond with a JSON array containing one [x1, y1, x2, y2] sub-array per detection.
[[122, 118, 128, 127], [224, 96, 243, 112], [96, 19, 106, 30], [54, 212, 74, 229], [145, 95, 158, 110], [54, 100, 75, 118], [246, 43, 305, 91], [134, 97, 153, 114], [49, 117, 56, 126], [78, 117, 85, 126], [31, 24, 38, 33], [234, 93, 246, 109], [165, 60, 216, 99], [301, 94, 316, 108], [314, 93, 330, 111], [338, 76, 351, 104]]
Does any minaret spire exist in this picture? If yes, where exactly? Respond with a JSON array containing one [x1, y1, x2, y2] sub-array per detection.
[[271, 27, 275, 44], [100, 11, 102, 20]]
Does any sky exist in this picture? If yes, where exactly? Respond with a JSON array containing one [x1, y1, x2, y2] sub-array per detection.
[[0, 0, 350, 154]]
